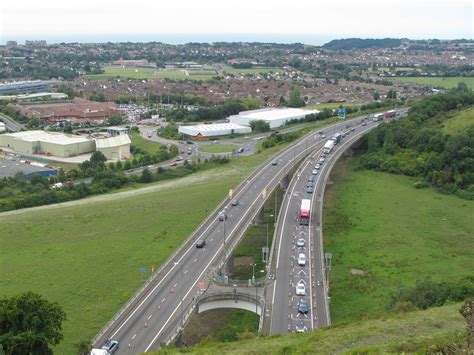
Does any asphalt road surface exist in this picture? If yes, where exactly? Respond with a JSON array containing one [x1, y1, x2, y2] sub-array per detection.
[[94, 111, 406, 353]]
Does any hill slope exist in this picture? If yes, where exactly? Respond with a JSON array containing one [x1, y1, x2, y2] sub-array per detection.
[[154, 303, 467, 354]]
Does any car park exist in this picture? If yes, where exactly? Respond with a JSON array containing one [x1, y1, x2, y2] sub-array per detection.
[[101, 340, 119, 353], [231, 199, 239, 206], [306, 186, 314, 194], [297, 253, 306, 266], [297, 299, 309, 314], [296, 238, 305, 247], [296, 282, 306, 296], [312, 169, 318, 175], [196, 240, 206, 248]]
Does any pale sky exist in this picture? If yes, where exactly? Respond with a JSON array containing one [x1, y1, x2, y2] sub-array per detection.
[[0, 0, 472, 44]]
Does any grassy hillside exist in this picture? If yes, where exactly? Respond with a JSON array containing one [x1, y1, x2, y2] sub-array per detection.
[[154, 303, 467, 354], [0, 141, 290, 354], [393, 76, 474, 90], [323, 155, 474, 323], [441, 107, 474, 134]]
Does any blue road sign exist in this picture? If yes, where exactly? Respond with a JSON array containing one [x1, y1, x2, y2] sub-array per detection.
[[140, 267, 148, 273]]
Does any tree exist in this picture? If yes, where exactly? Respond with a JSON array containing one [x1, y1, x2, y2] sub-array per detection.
[[74, 340, 91, 355], [373, 91, 380, 100], [386, 89, 397, 99], [90, 151, 107, 166], [287, 90, 305, 108], [140, 168, 153, 183], [249, 120, 270, 133], [456, 82, 469, 93], [0, 292, 66, 355]]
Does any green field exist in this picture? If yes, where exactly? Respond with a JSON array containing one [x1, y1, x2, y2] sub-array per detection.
[[441, 107, 474, 134], [323, 156, 474, 323], [85, 66, 216, 81], [0, 141, 288, 353], [130, 131, 164, 154], [155, 303, 467, 354], [394, 76, 474, 90], [200, 144, 236, 154], [221, 67, 283, 75]]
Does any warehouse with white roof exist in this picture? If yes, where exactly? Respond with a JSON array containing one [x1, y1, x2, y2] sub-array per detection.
[[229, 108, 319, 128], [178, 123, 251, 137], [95, 135, 131, 160], [0, 130, 95, 157]]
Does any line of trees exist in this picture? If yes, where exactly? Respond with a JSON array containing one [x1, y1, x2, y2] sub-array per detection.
[[359, 89, 474, 199]]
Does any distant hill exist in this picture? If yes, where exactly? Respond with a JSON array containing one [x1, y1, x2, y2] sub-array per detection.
[[154, 303, 468, 354], [323, 38, 402, 49]]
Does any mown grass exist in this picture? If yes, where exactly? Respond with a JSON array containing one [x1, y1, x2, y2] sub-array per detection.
[[154, 303, 467, 354], [200, 144, 235, 154], [85, 66, 215, 81], [130, 131, 164, 154], [393, 76, 474, 90], [221, 67, 283, 75], [323, 155, 474, 323], [441, 107, 474, 134]]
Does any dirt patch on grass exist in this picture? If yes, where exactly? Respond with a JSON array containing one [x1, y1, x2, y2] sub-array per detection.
[[233, 256, 255, 267], [350, 268, 366, 276]]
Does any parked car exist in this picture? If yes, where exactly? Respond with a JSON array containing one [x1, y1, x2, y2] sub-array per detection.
[[196, 240, 206, 248], [101, 340, 119, 353], [298, 299, 309, 314], [296, 282, 306, 296], [296, 238, 305, 248], [297, 253, 306, 266]]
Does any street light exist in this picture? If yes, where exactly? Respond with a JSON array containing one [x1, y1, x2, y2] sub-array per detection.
[[223, 207, 227, 275], [250, 263, 258, 333]]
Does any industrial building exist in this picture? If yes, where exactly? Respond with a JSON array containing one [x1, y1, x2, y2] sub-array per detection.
[[0, 131, 95, 158], [95, 135, 131, 160], [0, 80, 55, 95], [0, 158, 57, 179], [178, 123, 251, 137], [229, 108, 319, 128]]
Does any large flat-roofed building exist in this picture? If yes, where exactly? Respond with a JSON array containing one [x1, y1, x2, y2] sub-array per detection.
[[0, 158, 57, 179], [178, 123, 251, 137], [7, 98, 118, 123], [0, 80, 55, 95], [0, 130, 95, 157], [95, 135, 131, 160], [229, 108, 319, 128]]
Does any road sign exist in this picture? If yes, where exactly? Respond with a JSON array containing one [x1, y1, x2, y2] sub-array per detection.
[[140, 267, 148, 273], [338, 107, 346, 120]]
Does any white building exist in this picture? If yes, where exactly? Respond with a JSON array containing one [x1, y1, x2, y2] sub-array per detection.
[[178, 123, 251, 137], [229, 108, 320, 128], [95, 135, 131, 160]]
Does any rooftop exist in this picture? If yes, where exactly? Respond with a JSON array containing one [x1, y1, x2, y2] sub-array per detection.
[[5, 130, 91, 145], [233, 108, 319, 121], [0, 158, 56, 178], [95, 135, 131, 148], [180, 123, 250, 132]]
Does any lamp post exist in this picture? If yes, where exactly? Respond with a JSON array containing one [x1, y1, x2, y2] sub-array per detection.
[[223, 207, 227, 275], [250, 263, 258, 332]]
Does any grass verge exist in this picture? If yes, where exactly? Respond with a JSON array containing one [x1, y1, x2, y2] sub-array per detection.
[[323, 153, 474, 323], [200, 144, 236, 154], [130, 131, 164, 155], [154, 303, 467, 354]]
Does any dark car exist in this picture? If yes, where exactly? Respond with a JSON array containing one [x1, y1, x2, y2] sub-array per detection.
[[298, 299, 309, 314], [186, 140, 194, 144], [350, 127, 355, 132], [272, 161, 278, 166], [196, 240, 206, 248], [101, 340, 119, 353]]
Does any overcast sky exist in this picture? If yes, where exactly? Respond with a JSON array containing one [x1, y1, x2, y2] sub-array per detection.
[[1, 0, 472, 44]]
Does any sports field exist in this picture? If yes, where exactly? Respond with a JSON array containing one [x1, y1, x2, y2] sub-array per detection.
[[323, 156, 474, 323], [221, 67, 283, 75], [85, 66, 217, 81], [393, 76, 474, 90]]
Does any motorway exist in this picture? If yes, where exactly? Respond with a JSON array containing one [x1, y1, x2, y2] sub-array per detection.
[[93, 112, 404, 353], [268, 110, 408, 334]]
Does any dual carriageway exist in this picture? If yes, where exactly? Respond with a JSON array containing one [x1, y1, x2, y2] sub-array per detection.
[[93, 110, 406, 354]]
